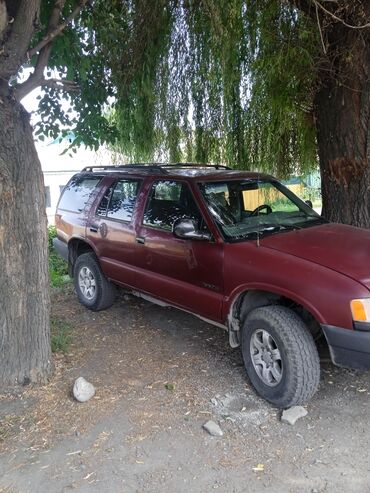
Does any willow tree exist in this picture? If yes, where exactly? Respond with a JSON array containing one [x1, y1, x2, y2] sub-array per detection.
[[0, 0, 369, 387], [111, 0, 369, 226]]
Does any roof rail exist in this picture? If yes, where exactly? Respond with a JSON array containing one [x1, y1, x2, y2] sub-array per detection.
[[82, 164, 168, 173], [81, 162, 231, 173], [164, 163, 231, 170]]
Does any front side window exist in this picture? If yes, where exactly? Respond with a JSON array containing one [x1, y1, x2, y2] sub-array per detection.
[[98, 179, 140, 222], [199, 179, 324, 241], [58, 176, 101, 212], [143, 180, 203, 231]]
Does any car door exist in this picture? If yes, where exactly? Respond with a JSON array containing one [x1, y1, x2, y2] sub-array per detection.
[[56, 174, 103, 244], [87, 176, 143, 288], [134, 179, 224, 322]]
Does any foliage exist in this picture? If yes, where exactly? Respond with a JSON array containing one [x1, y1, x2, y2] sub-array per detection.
[[8, 1, 370, 195], [11, 0, 320, 179], [99, 1, 319, 177], [48, 226, 69, 287], [51, 317, 72, 353], [48, 225, 57, 250], [300, 186, 322, 209]]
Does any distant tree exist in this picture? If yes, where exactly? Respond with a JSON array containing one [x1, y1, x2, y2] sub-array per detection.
[[0, 0, 368, 387]]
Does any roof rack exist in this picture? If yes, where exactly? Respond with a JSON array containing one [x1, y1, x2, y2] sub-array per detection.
[[165, 163, 231, 170], [82, 164, 168, 174], [82, 163, 231, 173]]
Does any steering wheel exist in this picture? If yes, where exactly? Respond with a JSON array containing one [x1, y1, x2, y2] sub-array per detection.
[[249, 204, 272, 216]]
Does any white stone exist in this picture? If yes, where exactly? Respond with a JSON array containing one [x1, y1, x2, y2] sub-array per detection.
[[281, 406, 307, 425], [203, 420, 223, 437], [73, 377, 95, 403]]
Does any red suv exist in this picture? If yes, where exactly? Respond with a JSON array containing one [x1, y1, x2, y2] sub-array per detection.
[[54, 164, 370, 408]]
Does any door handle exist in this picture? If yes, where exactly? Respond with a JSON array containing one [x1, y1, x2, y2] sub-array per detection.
[[136, 236, 145, 244], [90, 225, 99, 233]]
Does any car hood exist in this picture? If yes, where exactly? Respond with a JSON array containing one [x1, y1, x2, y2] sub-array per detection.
[[261, 222, 370, 288]]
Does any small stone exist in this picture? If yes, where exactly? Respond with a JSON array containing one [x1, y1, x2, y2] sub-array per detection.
[[210, 397, 218, 406], [73, 377, 95, 403], [281, 406, 308, 425], [203, 420, 223, 437]]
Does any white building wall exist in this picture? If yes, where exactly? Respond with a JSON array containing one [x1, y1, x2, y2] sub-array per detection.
[[37, 138, 110, 224]]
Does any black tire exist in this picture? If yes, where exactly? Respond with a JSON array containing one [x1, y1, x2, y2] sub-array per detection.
[[73, 253, 116, 311], [241, 305, 320, 408]]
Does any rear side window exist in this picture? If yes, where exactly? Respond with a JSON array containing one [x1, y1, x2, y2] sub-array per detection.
[[97, 179, 140, 222], [58, 176, 101, 212]]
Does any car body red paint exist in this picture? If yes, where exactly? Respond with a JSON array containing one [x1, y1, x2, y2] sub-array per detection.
[[54, 165, 370, 385]]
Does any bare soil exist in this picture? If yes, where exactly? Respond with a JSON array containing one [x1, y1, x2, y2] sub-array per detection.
[[1, 286, 370, 493]]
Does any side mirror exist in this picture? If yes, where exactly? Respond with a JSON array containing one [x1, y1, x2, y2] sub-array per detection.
[[305, 199, 313, 209], [173, 218, 211, 241]]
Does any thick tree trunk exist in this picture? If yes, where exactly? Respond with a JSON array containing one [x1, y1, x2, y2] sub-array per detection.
[[0, 95, 52, 388], [314, 24, 370, 228]]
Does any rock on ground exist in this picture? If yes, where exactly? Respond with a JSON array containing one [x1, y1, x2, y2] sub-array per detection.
[[281, 406, 307, 425], [73, 377, 95, 403], [202, 420, 223, 437]]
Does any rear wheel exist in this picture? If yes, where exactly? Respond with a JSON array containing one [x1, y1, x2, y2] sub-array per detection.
[[241, 305, 320, 408], [74, 253, 116, 311]]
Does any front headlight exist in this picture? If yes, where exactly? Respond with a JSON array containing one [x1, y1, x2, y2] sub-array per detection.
[[350, 299, 370, 322]]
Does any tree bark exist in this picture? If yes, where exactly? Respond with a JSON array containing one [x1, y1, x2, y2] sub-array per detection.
[[314, 22, 370, 227], [0, 94, 52, 388]]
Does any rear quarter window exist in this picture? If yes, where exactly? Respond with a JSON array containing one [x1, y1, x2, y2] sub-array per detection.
[[58, 176, 101, 212]]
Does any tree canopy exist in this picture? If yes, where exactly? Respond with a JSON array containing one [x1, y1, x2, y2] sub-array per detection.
[[8, 1, 320, 177], [110, 0, 319, 177], [8, 1, 368, 184]]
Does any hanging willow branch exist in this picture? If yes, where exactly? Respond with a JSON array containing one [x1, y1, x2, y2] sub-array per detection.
[[107, 0, 319, 177], [20, 0, 368, 179]]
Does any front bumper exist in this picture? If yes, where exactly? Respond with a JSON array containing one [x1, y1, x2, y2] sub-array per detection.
[[322, 324, 370, 371]]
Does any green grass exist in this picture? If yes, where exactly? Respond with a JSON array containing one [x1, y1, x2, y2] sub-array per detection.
[[48, 226, 70, 288], [51, 318, 73, 353]]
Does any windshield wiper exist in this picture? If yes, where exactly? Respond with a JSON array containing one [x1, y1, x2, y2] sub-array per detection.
[[258, 224, 301, 233], [288, 212, 320, 220]]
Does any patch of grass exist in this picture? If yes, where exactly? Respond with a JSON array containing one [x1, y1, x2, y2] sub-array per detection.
[[0, 415, 21, 443], [51, 318, 73, 353], [48, 226, 70, 288]]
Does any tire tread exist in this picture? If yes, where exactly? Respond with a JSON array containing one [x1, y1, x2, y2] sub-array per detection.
[[242, 305, 320, 408], [74, 253, 116, 311]]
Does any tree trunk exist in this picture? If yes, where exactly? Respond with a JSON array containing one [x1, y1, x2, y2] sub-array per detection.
[[314, 24, 370, 228], [0, 95, 52, 388]]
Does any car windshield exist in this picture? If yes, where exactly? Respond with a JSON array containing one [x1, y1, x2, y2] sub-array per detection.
[[199, 179, 325, 241]]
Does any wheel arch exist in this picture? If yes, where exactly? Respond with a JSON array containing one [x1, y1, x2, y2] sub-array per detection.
[[67, 237, 97, 276], [226, 285, 325, 348]]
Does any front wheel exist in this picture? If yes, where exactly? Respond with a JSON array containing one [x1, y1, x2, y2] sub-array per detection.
[[241, 306, 320, 408], [74, 253, 116, 311]]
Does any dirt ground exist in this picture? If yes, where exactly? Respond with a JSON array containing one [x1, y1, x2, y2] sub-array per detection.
[[1, 286, 370, 493]]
